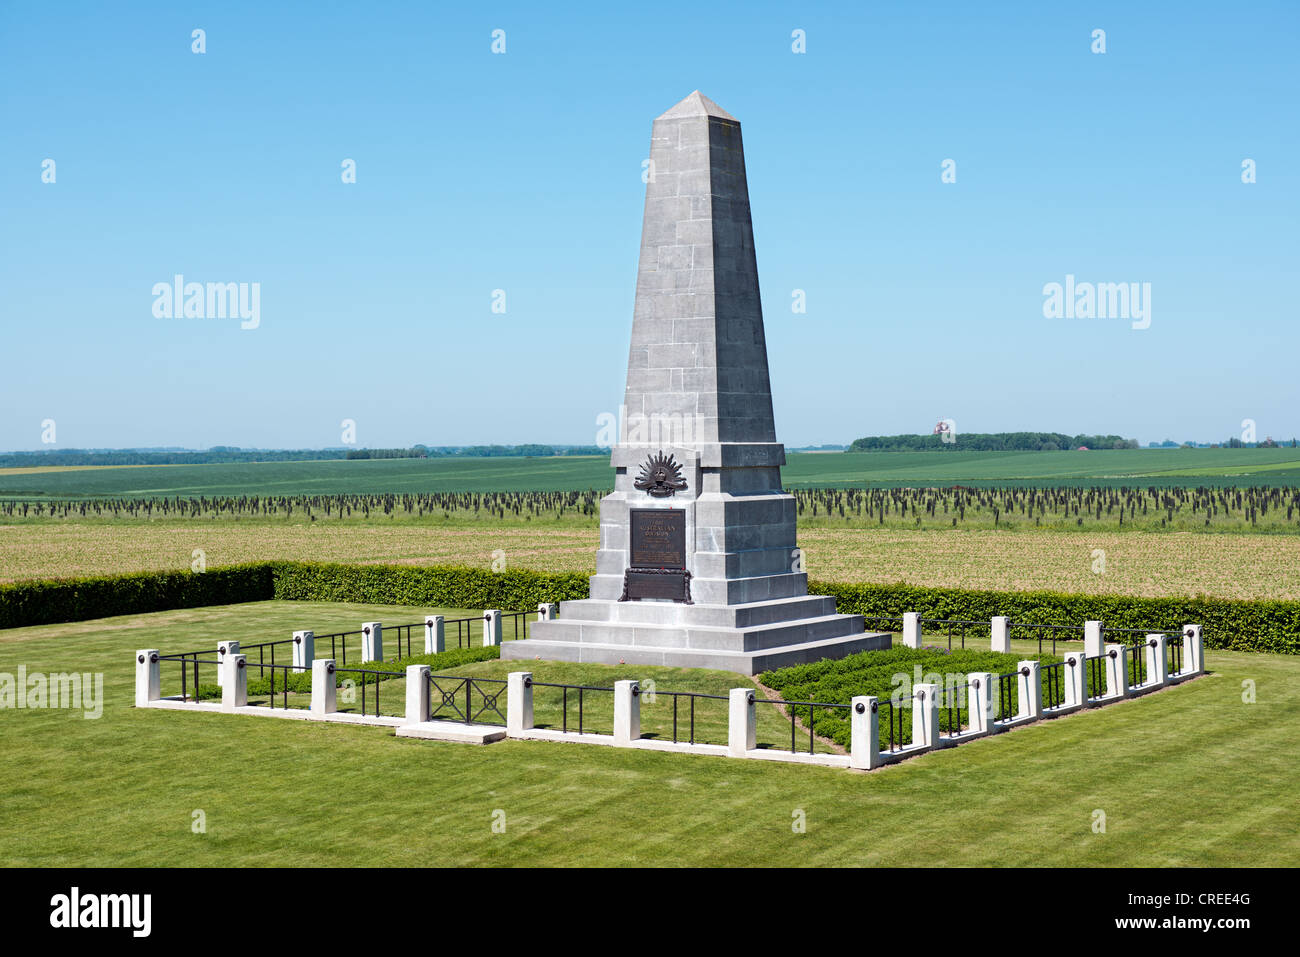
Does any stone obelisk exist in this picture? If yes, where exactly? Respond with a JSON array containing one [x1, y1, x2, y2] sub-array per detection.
[[502, 92, 887, 674]]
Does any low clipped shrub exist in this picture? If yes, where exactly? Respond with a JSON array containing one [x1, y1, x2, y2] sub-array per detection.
[[761, 646, 1064, 749]]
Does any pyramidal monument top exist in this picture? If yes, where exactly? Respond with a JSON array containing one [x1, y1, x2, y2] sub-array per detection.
[[656, 89, 738, 121], [501, 92, 884, 675]]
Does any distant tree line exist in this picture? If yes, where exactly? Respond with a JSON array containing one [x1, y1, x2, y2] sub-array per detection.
[[0, 448, 358, 467], [425, 445, 606, 457], [849, 432, 1140, 452], [1147, 438, 1297, 448], [344, 448, 430, 459], [0, 444, 609, 468], [1221, 437, 1296, 449]]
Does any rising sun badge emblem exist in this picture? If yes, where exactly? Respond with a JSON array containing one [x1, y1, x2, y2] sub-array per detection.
[[633, 450, 688, 497]]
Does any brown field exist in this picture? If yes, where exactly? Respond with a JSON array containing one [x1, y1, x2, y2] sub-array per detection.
[[2, 519, 1298, 600]]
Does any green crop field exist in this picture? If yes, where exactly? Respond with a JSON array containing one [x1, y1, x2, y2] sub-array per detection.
[[2, 600, 1295, 867], [4, 448, 1300, 599], [4, 447, 1300, 501], [781, 448, 1300, 488], [0, 456, 612, 499]]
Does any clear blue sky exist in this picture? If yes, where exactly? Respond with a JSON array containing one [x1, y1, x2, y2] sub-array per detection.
[[2, 1, 1296, 451]]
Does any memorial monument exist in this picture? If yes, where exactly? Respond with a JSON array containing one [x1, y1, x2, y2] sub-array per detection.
[[502, 91, 890, 674]]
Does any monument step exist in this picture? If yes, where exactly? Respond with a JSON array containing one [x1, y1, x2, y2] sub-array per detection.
[[517, 612, 866, 654], [557, 594, 837, 628], [500, 629, 892, 677], [588, 571, 809, 604]]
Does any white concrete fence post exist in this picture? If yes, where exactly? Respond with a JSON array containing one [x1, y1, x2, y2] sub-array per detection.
[[361, 622, 382, 662], [483, 610, 502, 647], [311, 659, 337, 715], [1017, 661, 1041, 720], [967, 672, 994, 734], [1146, 634, 1169, 688], [614, 680, 641, 745], [135, 650, 160, 707], [424, 615, 445, 655], [292, 630, 313, 673], [1185, 624, 1204, 675], [405, 664, 431, 724], [1063, 653, 1085, 709], [222, 653, 247, 712], [1104, 643, 1130, 698], [728, 688, 756, 757], [537, 603, 558, 621], [912, 683, 938, 749], [902, 612, 922, 649], [991, 616, 1011, 653], [507, 672, 534, 734], [849, 695, 879, 770], [216, 640, 239, 688], [1084, 620, 1104, 659]]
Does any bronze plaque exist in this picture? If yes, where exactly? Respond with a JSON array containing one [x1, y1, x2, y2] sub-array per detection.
[[629, 509, 686, 569], [622, 568, 692, 602]]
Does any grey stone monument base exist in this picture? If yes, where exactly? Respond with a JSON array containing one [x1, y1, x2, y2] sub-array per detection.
[[500, 595, 890, 676]]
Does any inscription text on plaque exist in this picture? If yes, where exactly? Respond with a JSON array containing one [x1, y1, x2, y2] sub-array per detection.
[[622, 509, 692, 602]]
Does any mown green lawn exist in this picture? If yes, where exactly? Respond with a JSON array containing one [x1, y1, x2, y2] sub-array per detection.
[[1, 600, 1296, 867]]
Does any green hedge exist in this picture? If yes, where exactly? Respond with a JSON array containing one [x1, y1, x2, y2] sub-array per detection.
[[270, 561, 589, 609], [0, 563, 275, 630], [0, 561, 587, 631], [809, 580, 1300, 654], [2, 561, 1297, 655]]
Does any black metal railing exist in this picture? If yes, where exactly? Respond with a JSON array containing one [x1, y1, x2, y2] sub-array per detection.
[[238, 638, 297, 671], [442, 616, 485, 650], [499, 611, 531, 642], [940, 679, 970, 735], [878, 696, 899, 748], [1085, 652, 1108, 698], [862, 615, 904, 633], [384, 623, 423, 660], [1101, 624, 1189, 658], [996, 669, 1024, 722], [313, 629, 365, 665], [649, 690, 729, 745], [1127, 642, 1148, 687], [156, 653, 222, 702], [241, 659, 299, 710], [1100, 625, 1163, 640], [427, 674, 508, 725], [877, 699, 905, 752], [919, 617, 988, 651], [1008, 621, 1085, 656], [333, 667, 404, 716], [1041, 661, 1066, 708], [751, 693, 851, 755], [1166, 630, 1187, 675], [527, 679, 614, 734]]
